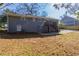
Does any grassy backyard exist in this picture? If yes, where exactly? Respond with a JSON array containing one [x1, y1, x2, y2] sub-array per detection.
[[0, 30, 79, 56], [59, 25, 79, 30]]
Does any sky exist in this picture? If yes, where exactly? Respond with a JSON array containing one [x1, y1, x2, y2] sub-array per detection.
[[0, 3, 72, 20], [45, 4, 67, 19]]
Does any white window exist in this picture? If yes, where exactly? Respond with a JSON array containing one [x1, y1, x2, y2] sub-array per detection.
[[16, 25, 22, 32]]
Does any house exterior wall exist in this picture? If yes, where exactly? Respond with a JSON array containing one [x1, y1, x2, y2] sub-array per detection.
[[8, 16, 46, 33], [7, 15, 59, 33]]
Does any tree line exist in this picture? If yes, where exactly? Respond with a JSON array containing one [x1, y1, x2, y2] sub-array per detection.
[[0, 3, 79, 28]]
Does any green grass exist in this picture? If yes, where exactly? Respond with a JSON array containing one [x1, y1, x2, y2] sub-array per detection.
[[59, 25, 79, 30]]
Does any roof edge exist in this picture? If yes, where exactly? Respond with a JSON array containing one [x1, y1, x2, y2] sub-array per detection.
[[6, 12, 59, 21]]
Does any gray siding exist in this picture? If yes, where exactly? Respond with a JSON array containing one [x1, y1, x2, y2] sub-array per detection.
[[8, 16, 45, 33], [7, 15, 59, 33]]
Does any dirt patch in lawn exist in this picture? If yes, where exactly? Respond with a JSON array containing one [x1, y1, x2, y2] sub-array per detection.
[[0, 31, 79, 56]]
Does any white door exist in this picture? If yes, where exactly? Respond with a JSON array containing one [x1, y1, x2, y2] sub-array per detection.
[[16, 25, 22, 32]]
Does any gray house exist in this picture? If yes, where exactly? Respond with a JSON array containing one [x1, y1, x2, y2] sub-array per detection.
[[6, 13, 59, 33], [61, 16, 79, 26]]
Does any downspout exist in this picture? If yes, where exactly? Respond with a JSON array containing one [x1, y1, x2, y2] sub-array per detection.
[[6, 14, 9, 32], [57, 20, 59, 32]]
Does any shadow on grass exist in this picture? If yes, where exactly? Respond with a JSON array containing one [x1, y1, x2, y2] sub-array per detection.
[[0, 30, 60, 39]]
